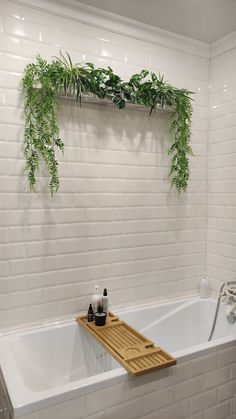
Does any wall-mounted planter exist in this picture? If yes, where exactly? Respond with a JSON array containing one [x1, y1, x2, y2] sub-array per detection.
[[22, 52, 193, 195], [61, 92, 175, 114]]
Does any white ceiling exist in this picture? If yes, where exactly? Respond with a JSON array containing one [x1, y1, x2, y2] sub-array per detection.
[[75, 0, 236, 44]]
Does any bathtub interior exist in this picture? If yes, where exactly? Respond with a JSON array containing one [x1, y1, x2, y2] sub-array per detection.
[[119, 297, 236, 353], [116, 299, 182, 331], [2, 323, 120, 393]]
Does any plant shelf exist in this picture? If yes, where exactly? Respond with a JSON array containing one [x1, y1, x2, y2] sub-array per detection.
[[76, 312, 176, 376], [61, 93, 175, 114], [23, 55, 192, 194]]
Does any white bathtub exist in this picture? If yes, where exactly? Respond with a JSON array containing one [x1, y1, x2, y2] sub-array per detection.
[[0, 297, 235, 418]]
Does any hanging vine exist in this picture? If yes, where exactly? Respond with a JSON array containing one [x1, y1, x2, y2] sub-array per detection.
[[22, 52, 194, 195]]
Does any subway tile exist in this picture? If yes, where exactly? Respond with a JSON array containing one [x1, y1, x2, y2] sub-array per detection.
[[204, 401, 230, 419], [85, 383, 124, 416], [3, 16, 40, 41], [27, 302, 59, 322], [0, 261, 8, 277], [0, 243, 25, 259], [189, 354, 217, 377], [10, 257, 44, 276], [217, 380, 236, 403], [10, 289, 42, 308], [175, 376, 203, 402], [230, 364, 236, 380], [0, 33, 23, 55], [0, 72, 22, 90], [124, 372, 163, 401], [190, 389, 217, 414], [142, 399, 190, 419], [203, 367, 230, 390], [58, 296, 86, 315], [0, 123, 22, 141], [217, 348, 236, 368], [39, 396, 85, 419], [103, 398, 141, 419], [0, 293, 10, 310], [0, 142, 21, 159], [25, 240, 58, 257], [6, 306, 27, 326], [0, 275, 26, 293], [140, 386, 175, 416]]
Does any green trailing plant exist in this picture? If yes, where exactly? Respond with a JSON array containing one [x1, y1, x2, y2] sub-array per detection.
[[22, 51, 194, 195]]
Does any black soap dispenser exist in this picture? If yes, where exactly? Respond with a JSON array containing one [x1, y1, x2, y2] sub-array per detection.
[[87, 303, 94, 322]]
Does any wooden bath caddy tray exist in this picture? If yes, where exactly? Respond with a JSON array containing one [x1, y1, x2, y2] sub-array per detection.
[[76, 312, 176, 376]]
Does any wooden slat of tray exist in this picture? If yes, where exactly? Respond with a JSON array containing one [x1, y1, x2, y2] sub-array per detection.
[[76, 312, 176, 376]]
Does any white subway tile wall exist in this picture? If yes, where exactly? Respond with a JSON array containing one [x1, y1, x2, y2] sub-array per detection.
[[208, 34, 236, 294], [0, 0, 208, 328]]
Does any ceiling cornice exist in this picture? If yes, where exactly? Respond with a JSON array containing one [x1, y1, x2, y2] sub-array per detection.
[[211, 30, 236, 58], [8, 0, 210, 59]]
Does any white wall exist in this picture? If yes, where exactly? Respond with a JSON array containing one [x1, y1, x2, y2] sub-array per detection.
[[0, 0, 209, 329], [207, 34, 236, 294]]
